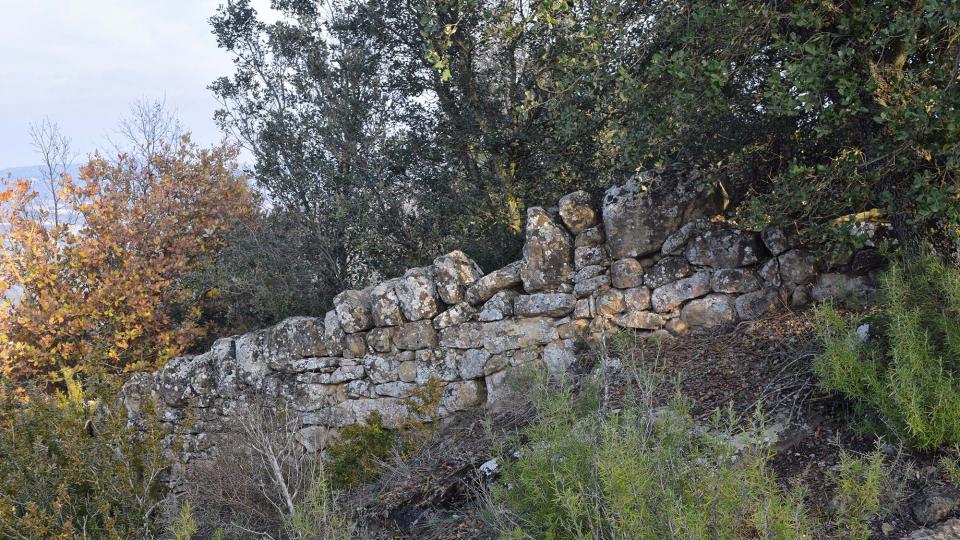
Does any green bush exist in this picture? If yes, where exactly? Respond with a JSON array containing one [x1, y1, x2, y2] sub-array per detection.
[[814, 254, 960, 448], [0, 374, 169, 539], [326, 411, 396, 488], [492, 382, 813, 539], [831, 449, 891, 540]]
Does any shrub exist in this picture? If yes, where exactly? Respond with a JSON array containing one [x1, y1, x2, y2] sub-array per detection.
[[491, 380, 813, 539], [0, 373, 169, 539], [814, 254, 960, 448], [326, 411, 396, 488], [830, 448, 892, 540], [182, 403, 358, 539]]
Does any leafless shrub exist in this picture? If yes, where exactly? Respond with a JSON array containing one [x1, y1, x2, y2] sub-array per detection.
[[181, 403, 357, 539]]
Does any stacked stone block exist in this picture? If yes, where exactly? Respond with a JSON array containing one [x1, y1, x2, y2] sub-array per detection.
[[121, 163, 882, 463]]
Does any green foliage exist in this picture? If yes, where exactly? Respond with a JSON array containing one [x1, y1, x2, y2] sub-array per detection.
[[284, 461, 355, 540], [172, 501, 199, 540], [814, 254, 960, 448], [211, 0, 960, 286], [326, 411, 396, 488], [831, 449, 891, 540], [0, 376, 169, 539], [493, 381, 813, 539]]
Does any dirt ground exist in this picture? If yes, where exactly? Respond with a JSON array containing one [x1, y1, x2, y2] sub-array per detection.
[[350, 310, 958, 539]]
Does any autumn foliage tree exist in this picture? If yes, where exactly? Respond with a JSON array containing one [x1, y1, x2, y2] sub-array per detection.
[[0, 136, 255, 383]]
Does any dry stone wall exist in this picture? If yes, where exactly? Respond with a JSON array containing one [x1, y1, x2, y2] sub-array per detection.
[[121, 164, 882, 461]]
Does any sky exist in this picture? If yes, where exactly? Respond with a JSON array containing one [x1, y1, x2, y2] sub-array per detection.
[[0, 0, 274, 169]]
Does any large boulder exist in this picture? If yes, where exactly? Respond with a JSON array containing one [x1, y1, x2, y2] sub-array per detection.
[[520, 207, 574, 293], [395, 267, 441, 321], [433, 250, 484, 305], [603, 165, 722, 259]]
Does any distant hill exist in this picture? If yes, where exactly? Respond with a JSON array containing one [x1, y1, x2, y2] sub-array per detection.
[[0, 164, 85, 227], [0, 163, 84, 183]]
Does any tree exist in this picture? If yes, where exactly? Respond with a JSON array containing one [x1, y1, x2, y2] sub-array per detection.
[[27, 117, 75, 228], [0, 136, 255, 383], [212, 0, 960, 266]]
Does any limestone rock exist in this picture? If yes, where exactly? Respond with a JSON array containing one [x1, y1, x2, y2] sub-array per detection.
[[651, 272, 711, 313], [482, 317, 560, 354], [433, 250, 484, 304], [594, 289, 626, 316], [397, 360, 417, 383], [623, 287, 651, 311], [612, 311, 665, 330], [912, 486, 960, 526], [396, 267, 441, 321], [574, 226, 605, 248], [284, 357, 340, 373], [761, 226, 795, 255], [681, 294, 737, 327], [438, 322, 484, 349], [266, 317, 328, 359], [905, 518, 960, 540], [574, 245, 608, 270], [758, 258, 782, 288], [362, 355, 400, 384], [735, 289, 779, 320], [514, 293, 577, 317], [464, 261, 522, 305], [573, 298, 592, 319], [342, 334, 368, 359], [433, 302, 477, 329], [573, 264, 605, 283], [456, 348, 492, 380], [611, 258, 644, 289], [661, 219, 712, 255], [543, 339, 577, 378], [603, 165, 722, 258], [778, 249, 817, 286], [558, 191, 598, 234], [665, 318, 688, 335], [645, 256, 692, 289], [415, 349, 459, 384], [334, 289, 373, 333], [235, 330, 269, 385], [478, 290, 519, 321], [370, 280, 404, 327], [322, 310, 345, 356], [440, 380, 486, 414], [810, 273, 873, 303], [711, 268, 761, 294], [684, 225, 764, 269], [392, 320, 439, 351], [573, 274, 610, 298], [520, 207, 574, 292], [366, 327, 395, 353]]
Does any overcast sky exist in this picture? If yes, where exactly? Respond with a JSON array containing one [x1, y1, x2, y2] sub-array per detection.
[[0, 0, 273, 168]]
